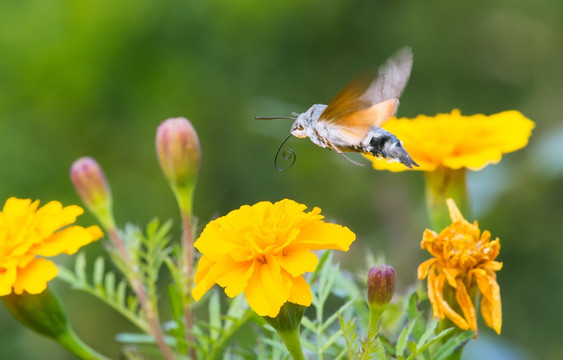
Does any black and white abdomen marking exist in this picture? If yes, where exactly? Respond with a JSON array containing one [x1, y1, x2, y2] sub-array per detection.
[[363, 127, 418, 168]]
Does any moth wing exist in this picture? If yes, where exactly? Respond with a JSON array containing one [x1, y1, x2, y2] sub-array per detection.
[[318, 47, 413, 142], [328, 99, 399, 144], [360, 46, 413, 106]]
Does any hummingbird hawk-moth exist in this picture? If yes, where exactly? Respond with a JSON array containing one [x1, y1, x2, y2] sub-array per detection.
[[257, 47, 418, 170]]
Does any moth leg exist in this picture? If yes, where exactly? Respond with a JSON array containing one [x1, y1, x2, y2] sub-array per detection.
[[325, 139, 365, 167]]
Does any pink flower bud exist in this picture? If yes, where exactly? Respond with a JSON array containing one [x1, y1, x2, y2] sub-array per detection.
[[367, 264, 396, 309], [156, 118, 201, 191], [70, 157, 115, 229]]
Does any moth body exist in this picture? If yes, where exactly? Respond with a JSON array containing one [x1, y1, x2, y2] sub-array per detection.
[[291, 104, 418, 168], [261, 47, 418, 169]]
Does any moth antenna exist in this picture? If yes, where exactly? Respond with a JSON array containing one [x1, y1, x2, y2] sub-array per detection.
[[291, 112, 300, 117], [274, 134, 296, 171], [255, 116, 296, 120]]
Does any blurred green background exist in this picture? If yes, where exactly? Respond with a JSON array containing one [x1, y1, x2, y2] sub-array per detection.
[[1, 0, 562, 359]]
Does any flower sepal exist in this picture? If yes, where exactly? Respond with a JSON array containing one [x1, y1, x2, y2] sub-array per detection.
[[264, 302, 307, 360], [264, 301, 306, 332], [2, 285, 109, 360]]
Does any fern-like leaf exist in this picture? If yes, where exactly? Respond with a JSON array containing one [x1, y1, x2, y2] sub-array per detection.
[[57, 252, 148, 332]]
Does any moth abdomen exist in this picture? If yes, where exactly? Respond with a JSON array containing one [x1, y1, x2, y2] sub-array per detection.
[[365, 127, 418, 168]]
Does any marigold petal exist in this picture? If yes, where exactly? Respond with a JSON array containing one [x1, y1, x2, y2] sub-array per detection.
[[455, 280, 478, 333], [443, 149, 502, 171], [0, 266, 17, 296], [216, 259, 254, 298], [192, 256, 219, 301], [194, 225, 248, 260], [439, 295, 470, 331], [475, 272, 502, 334], [244, 257, 291, 317], [483, 260, 503, 272], [194, 254, 213, 283], [36, 202, 84, 237], [442, 268, 459, 288], [2, 197, 36, 216], [417, 259, 435, 280], [12, 258, 58, 295], [420, 229, 438, 250], [481, 293, 502, 335], [276, 248, 318, 277], [430, 272, 470, 331], [446, 199, 465, 223], [427, 270, 444, 319], [293, 222, 355, 251], [34, 225, 102, 257], [287, 275, 312, 306]]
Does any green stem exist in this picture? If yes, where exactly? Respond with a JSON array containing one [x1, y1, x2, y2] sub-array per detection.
[[424, 167, 469, 230], [56, 330, 111, 360], [367, 307, 384, 340], [107, 229, 176, 360], [277, 328, 307, 360], [174, 185, 196, 359]]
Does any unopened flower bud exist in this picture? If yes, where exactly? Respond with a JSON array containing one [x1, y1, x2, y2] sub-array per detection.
[[70, 157, 115, 230], [156, 118, 201, 192], [2, 286, 109, 359], [367, 265, 396, 309]]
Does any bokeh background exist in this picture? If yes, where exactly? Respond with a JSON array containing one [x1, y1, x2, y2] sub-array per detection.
[[1, 0, 562, 359]]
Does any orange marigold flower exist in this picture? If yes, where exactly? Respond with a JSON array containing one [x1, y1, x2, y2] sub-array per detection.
[[0, 197, 103, 296], [367, 109, 534, 172], [417, 199, 502, 335], [192, 199, 356, 317]]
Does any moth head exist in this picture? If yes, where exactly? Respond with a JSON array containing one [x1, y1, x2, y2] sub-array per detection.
[[290, 118, 308, 139]]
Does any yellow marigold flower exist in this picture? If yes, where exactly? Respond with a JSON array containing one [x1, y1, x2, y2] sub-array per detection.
[[367, 109, 534, 172], [192, 199, 356, 317], [417, 199, 502, 335], [0, 197, 103, 296]]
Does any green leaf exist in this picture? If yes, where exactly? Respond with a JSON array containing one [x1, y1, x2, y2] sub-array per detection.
[[321, 329, 344, 351], [301, 317, 316, 333], [224, 294, 248, 332], [75, 252, 87, 283], [407, 290, 419, 319], [407, 340, 417, 354], [56, 253, 148, 332], [116, 280, 127, 305], [396, 318, 416, 357], [433, 330, 474, 360], [56, 265, 76, 283], [321, 296, 357, 332], [416, 318, 439, 348], [93, 256, 105, 289], [308, 250, 332, 285], [104, 271, 116, 299], [208, 291, 221, 342]]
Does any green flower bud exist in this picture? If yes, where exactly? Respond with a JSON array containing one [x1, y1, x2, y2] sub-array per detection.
[[367, 264, 396, 309], [367, 265, 396, 337], [156, 118, 201, 192], [70, 157, 116, 230], [2, 286, 109, 359]]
